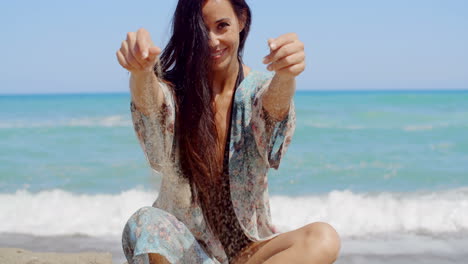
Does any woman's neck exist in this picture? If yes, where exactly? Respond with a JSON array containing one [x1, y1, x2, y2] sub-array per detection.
[[211, 59, 240, 96]]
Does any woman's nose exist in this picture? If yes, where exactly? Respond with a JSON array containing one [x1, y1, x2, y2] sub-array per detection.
[[209, 32, 220, 48]]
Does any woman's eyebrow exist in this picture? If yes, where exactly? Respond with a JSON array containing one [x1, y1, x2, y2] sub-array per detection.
[[215, 18, 231, 23]]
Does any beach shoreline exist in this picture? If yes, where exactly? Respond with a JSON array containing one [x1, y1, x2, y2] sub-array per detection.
[[0, 248, 112, 264], [2, 232, 468, 264], [0, 233, 126, 264]]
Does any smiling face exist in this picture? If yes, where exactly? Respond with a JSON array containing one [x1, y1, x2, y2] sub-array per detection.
[[202, 0, 245, 73]]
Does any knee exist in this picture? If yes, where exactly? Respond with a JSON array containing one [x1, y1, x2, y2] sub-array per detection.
[[122, 206, 163, 247], [122, 207, 154, 242], [122, 206, 173, 262], [299, 222, 341, 263]]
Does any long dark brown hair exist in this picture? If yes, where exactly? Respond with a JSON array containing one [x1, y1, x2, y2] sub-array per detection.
[[157, 0, 252, 202]]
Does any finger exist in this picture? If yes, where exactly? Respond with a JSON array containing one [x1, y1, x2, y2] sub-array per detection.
[[263, 41, 304, 64], [276, 61, 306, 77], [136, 28, 150, 59], [138, 46, 161, 72], [147, 46, 161, 62], [268, 33, 298, 51], [122, 39, 143, 70], [126, 32, 145, 68], [116, 50, 130, 70], [267, 51, 304, 72]]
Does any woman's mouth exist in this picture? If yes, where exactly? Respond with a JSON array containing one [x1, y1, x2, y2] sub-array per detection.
[[211, 48, 226, 59]]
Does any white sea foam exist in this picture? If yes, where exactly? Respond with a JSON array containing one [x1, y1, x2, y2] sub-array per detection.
[[271, 189, 468, 237], [306, 122, 365, 130], [67, 115, 130, 127], [0, 115, 132, 128], [305, 121, 459, 132], [2, 188, 468, 239], [403, 124, 434, 131], [1, 188, 155, 237]]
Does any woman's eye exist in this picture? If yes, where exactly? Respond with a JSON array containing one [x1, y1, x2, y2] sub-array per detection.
[[218, 22, 229, 30]]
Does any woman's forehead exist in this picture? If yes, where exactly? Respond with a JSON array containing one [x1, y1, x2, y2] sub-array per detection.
[[202, 0, 237, 23]]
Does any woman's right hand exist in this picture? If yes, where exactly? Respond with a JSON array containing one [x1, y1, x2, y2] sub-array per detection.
[[116, 28, 161, 75]]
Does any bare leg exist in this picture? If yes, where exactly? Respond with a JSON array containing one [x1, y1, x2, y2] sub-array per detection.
[[233, 222, 341, 264], [149, 253, 171, 264]]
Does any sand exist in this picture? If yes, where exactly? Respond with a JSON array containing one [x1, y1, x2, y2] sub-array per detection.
[[0, 248, 113, 264]]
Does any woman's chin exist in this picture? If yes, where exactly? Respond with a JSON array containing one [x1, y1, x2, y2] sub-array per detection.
[[211, 61, 228, 72], [211, 56, 236, 73]]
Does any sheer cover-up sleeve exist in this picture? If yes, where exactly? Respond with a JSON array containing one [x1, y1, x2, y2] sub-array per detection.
[[251, 76, 296, 170], [130, 81, 176, 174]]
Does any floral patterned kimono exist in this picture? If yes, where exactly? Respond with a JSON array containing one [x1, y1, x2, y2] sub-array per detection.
[[122, 70, 296, 264]]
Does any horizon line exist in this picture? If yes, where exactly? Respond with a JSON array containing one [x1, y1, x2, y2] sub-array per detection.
[[1, 88, 468, 96]]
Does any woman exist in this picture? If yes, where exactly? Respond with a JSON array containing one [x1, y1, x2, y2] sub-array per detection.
[[116, 0, 340, 263]]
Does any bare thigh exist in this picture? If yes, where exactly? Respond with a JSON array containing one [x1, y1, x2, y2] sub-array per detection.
[[232, 227, 302, 264], [149, 253, 170, 264]]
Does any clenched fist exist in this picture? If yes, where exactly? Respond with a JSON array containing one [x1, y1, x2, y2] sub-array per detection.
[[263, 33, 306, 78], [116, 28, 161, 74]]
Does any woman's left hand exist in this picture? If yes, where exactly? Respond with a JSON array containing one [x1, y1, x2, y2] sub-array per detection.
[[263, 33, 306, 78]]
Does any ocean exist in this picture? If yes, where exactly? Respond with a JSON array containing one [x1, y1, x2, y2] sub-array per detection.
[[1, 90, 467, 263]]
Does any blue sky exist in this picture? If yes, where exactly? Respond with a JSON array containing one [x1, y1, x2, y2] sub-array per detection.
[[1, 0, 467, 94]]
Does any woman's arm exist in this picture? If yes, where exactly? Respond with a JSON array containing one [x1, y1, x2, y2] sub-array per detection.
[[261, 33, 305, 121], [116, 28, 164, 116], [262, 74, 296, 121], [130, 71, 164, 117]]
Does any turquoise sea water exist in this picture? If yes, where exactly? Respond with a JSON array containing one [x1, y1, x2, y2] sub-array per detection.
[[1, 91, 467, 195], [1, 90, 468, 263]]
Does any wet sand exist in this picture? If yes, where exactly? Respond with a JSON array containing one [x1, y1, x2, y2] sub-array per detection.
[[0, 248, 112, 264], [0, 233, 125, 264]]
